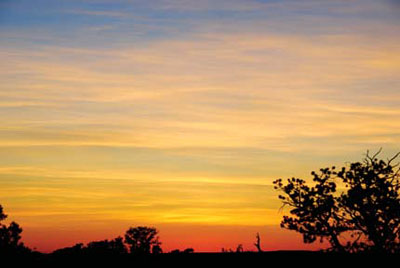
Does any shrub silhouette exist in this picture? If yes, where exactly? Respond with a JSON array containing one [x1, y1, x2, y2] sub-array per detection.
[[86, 237, 127, 255], [152, 244, 163, 254], [170, 248, 194, 254], [274, 150, 400, 253], [52, 243, 84, 257], [183, 248, 194, 253], [124, 226, 161, 254]]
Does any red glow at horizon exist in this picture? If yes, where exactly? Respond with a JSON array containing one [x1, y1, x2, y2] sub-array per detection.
[[21, 224, 325, 253]]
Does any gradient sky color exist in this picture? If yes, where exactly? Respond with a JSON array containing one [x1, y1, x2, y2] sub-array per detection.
[[0, 0, 400, 252]]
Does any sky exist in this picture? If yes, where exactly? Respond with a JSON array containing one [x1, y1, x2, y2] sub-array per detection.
[[0, 0, 400, 252]]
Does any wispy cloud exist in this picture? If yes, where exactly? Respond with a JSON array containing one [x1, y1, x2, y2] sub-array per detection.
[[67, 9, 129, 18], [1, 30, 399, 152]]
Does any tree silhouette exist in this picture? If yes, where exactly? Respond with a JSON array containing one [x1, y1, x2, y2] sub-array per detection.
[[0, 205, 28, 255], [124, 226, 161, 254], [273, 150, 400, 253]]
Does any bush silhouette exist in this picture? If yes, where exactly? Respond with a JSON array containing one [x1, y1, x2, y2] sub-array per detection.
[[274, 150, 400, 253], [52, 243, 84, 257], [183, 248, 194, 253], [86, 237, 127, 255], [124, 226, 161, 254]]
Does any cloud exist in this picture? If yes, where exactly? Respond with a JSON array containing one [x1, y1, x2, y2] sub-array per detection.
[[67, 9, 128, 17], [1, 29, 399, 154]]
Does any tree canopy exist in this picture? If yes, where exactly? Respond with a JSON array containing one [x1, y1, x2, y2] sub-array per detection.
[[274, 150, 400, 253], [124, 226, 161, 254]]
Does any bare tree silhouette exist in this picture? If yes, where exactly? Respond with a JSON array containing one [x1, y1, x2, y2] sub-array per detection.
[[254, 233, 262, 252], [274, 150, 400, 253]]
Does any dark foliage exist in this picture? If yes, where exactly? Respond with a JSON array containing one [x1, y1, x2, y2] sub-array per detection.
[[52, 237, 127, 258], [170, 248, 194, 254], [274, 150, 400, 253], [86, 237, 127, 255], [0, 205, 31, 256], [152, 244, 163, 254], [124, 226, 161, 254], [183, 248, 194, 253], [52, 243, 84, 257]]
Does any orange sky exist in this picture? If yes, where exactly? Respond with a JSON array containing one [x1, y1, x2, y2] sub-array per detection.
[[0, 0, 399, 252]]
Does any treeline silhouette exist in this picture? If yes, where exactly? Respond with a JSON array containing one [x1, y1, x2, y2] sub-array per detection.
[[2, 150, 400, 265], [51, 226, 196, 257]]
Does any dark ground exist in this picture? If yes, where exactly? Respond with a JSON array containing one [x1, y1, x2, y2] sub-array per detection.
[[8, 251, 397, 267]]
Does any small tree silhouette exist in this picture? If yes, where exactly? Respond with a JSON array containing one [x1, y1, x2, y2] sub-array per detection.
[[152, 244, 163, 254], [124, 226, 161, 254], [273, 150, 400, 253], [0, 206, 6, 222]]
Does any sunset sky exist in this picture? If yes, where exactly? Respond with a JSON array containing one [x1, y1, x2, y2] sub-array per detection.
[[0, 0, 400, 252]]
